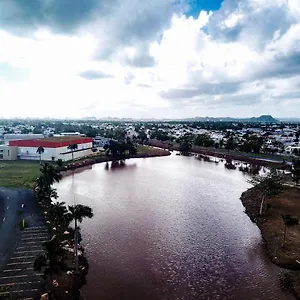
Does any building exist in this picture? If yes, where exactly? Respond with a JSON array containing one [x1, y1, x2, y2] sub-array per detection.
[[0, 145, 17, 160], [8, 136, 93, 161], [93, 136, 110, 148], [4, 134, 44, 145]]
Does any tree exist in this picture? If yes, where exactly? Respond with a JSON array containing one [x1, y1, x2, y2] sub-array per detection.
[[39, 163, 62, 187], [68, 144, 78, 161], [36, 146, 45, 164], [281, 215, 299, 247], [48, 201, 70, 229], [68, 204, 93, 272], [225, 137, 236, 152], [56, 159, 64, 168], [179, 139, 192, 154], [194, 134, 214, 147], [34, 235, 66, 297], [292, 158, 300, 184], [248, 170, 283, 215]]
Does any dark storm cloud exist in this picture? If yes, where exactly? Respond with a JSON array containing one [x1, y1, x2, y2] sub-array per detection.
[[80, 70, 114, 80], [160, 82, 242, 99]]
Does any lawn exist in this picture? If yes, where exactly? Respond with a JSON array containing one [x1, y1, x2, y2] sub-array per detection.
[[136, 145, 156, 154], [0, 160, 40, 188]]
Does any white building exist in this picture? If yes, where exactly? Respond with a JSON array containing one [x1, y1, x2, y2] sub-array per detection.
[[9, 136, 93, 161]]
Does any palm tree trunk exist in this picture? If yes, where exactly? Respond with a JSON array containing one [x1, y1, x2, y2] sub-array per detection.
[[74, 218, 78, 272], [40, 154, 42, 164], [282, 225, 287, 247], [259, 195, 265, 215]]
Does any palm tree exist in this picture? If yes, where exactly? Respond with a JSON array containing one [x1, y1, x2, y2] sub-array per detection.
[[281, 214, 299, 247], [68, 204, 93, 272], [36, 146, 45, 164], [34, 235, 66, 298], [48, 201, 70, 229], [248, 170, 283, 215], [39, 163, 62, 187], [68, 144, 78, 161], [56, 159, 64, 168]]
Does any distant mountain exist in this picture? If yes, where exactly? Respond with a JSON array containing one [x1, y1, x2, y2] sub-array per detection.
[[183, 115, 279, 123], [75, 115, 280, 123], [249, 115, 279, 123]]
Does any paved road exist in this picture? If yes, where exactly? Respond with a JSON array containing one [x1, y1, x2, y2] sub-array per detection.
[[0, 188, 36, 268], [0, 188, 47, 299]]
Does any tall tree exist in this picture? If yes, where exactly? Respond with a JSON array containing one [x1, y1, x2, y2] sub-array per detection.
[[34, 235, 66, 297], [292, 158, 300, 184], [248, 170, 283, 215], [39, 163, 62, 187], [36, 146, 45, 164], [281, 214, 299, 247], [68, 144, 78, 161], [68, 204, 93, 272]]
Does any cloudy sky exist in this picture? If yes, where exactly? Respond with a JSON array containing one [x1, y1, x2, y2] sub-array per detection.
[[0, 0, 300, 119]]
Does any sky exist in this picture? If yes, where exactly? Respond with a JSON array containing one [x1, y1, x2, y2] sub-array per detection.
[[0, 0, 300, 119]]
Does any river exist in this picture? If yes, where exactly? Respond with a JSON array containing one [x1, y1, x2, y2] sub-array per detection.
[[55, 154, 293, 300]]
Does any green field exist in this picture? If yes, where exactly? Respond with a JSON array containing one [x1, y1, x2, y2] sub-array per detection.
[[136, 145, 156, 154], [0, 161, 40, 188]]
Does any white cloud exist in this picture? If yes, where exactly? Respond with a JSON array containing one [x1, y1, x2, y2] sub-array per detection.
[[0, 0, 300, 118]]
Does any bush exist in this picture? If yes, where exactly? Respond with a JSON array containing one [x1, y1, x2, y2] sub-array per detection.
[[282, 215, 299, 226]]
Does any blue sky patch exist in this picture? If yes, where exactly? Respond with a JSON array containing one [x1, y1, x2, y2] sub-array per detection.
[[185, 0, 224, 18]]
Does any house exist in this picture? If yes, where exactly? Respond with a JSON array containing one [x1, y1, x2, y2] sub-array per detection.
[[8, 136, 93, 161], [93, 136, 110, 148]]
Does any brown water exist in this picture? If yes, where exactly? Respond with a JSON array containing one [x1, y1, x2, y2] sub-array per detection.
[[55, 154, 293, 300]]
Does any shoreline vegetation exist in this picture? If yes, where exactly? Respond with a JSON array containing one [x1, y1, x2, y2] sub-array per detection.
[[147, 139, 290, 167]]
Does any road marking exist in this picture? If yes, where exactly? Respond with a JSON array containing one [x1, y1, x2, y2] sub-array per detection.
[[0, 275, 28, 279], [11, 256, 36, 260], [21, 237, 47, 241], [7, 262, 33, 266], [16, 246, 41, 250], [20, 241, 47, 244], [0, 281, 40, 288], [14, 250, 42, 254], [2, 217, 5, 222], [6, 205, 9, 209], [0, 288, 38, 295], [3, 267, 34, 272]]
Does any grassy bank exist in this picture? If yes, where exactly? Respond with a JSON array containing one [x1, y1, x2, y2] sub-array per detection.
[[0, 146, 169, 188], [148, 140, 292, 164], [0, 160, 40, 188], [241, 186, 300, 297]]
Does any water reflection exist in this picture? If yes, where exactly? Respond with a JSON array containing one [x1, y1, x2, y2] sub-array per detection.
[[105, 161, 137, 171], [55, 154, 293, 300]]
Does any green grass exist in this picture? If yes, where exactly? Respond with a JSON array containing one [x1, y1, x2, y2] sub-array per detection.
[[0, 160, 40, 188], [136, 145, 155, 154]]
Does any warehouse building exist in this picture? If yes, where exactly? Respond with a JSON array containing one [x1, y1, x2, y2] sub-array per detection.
[[8, 136, 93, 161]]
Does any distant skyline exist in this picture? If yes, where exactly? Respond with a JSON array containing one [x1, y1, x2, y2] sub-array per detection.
[[0, 0, 300, 119]]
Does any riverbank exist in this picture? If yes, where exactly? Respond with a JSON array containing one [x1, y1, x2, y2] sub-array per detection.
[[59, 146, 170, 175], [0, 146, 170, 188], [148, 140, 289, 167], [241, 186, 300, 298]]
